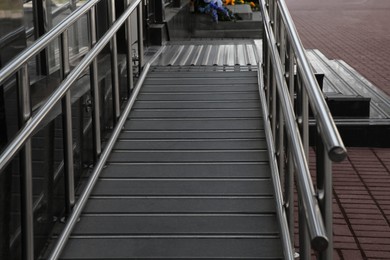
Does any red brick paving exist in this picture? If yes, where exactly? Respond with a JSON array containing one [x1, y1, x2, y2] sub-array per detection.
[[307, 148, 390, 259], [286, 0, 390, 97], [284, 1, 390, 259]]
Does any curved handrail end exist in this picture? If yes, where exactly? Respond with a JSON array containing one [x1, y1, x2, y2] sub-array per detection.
[[329, 146, 347, 162], [311, 235, 329, 252]]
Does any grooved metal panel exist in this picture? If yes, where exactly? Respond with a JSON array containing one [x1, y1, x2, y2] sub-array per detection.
[[153, 41, 260, 66], [100, 162, 270, 178], [84, 197, 276, 213], [58, 67, 283, 259], [133, 101, 261, 109], [61, 238, 283, 259]]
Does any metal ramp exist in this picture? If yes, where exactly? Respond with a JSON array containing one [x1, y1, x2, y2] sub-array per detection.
[[0, 0, 347, 259], [56, 66, 284, 259]]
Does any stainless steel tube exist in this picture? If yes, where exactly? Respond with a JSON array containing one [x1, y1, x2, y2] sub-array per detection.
[[126, 0, 134, 92], [286, 43, 295, 244], [258, 66, 295, 260], [0, 0, 141, 174], [299, 198, 311, 260], [88, 6, 102, 160], [0, 0, 102, 85], [47, 61, 151, 260], [108, 0, 121, 123], [276, 0, 346, 162], [317, 137, 333, 260], [17, 64, 34, 260], [137, 0, 144, 72], [260, 0, 328, 250], [60, 31, 75, 215]]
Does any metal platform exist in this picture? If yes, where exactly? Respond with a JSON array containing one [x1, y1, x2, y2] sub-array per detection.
[[153, 40, 261, 66], [53, 67, 283, 259]]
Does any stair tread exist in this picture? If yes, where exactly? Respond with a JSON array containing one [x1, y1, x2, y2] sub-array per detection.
[[72, 215, 279, 235], [59, 67, 282, 259], [91, 179, 273, 196], [60, 238, 283, 259], [83, 197, 276, 214]]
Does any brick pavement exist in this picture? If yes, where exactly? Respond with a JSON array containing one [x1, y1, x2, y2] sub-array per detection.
[[332, 148, 390, 259], [307, 148, 390, 259], [284, 1, 390, 259], [286, 0, 390, 96]]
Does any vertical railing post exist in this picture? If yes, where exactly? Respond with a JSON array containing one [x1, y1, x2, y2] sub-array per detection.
[[125, 0, 134, 93], [285, 42, 295, 249], [17, 64, 34, 260], [317, 132, 333, 260], [108, 0, 121, 123], [88, 6, 102, 160], [276, 5, 285, 188], [269, 0, 277, 138], [60, 31, 75, 217], [33, 0, 50, 75], [137, 0, 144, 73], [296, 72, 311, 260], [70, 0, 80, 56]]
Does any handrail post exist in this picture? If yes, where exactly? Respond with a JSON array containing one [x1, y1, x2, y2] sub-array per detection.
[[260, 0, 331, 256], [126, 0, 134, 93], [60, 31, 75, 216], [137, 0, 144, 73], [70, 0, 80, 56], [317, 133, 333, 260], [108, 0, 121, 123], [285, 41, 295, 250], [276, 0, 346, 161], [88, 5, 102, 160], [17, 64, 34, 260], [296, 71, 311, 260]]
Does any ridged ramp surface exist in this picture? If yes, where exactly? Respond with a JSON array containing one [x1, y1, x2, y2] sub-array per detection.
[[59, 67, 283, 259]]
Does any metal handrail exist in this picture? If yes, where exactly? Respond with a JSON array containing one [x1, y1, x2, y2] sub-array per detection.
[[0, 1, 144, 259], [47, 61, 151, 260], [0, 0, 141, 173], [259, 0, 347, 259], [277, 0, 346, 162], [0, 0, 100, 86], [260, 0, 328, 251], [257, 67, 295, 260]]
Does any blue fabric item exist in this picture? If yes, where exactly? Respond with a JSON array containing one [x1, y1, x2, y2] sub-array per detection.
[[198, 0, 231, 22]]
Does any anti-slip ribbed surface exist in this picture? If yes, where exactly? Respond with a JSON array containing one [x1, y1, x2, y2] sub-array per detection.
[[58, 67, 283, 259]]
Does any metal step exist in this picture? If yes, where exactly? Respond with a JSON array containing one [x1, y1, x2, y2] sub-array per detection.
[[114, 139, 267, 150], [129, 108, 262, 118], [57, 67, 283, 259], [306, 49, 390, 147], [118, 130, 266, 139], [60, 237, 283, 259], [100, 162, 270, 178], [71, 214, 279, 235], [83, 196, 276, 214]]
